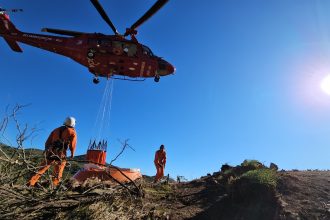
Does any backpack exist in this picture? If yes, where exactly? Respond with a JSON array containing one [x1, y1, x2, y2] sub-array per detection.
[[51, 126, 69, 152]]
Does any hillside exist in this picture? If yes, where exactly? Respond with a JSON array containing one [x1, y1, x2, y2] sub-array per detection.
[[1, 145, 330, 219], [173, 169, 330, 219], [0, 144, 86, 179]]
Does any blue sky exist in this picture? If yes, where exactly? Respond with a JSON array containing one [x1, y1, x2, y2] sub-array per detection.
[[2, 0, 330, 179]]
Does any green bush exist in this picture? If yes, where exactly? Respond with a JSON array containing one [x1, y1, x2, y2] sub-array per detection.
[[241, 159, 264, 169], [223, 168, 234, 175], [241, 168, 277, 188]]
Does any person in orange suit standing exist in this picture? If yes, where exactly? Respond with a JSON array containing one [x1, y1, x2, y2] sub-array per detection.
[[154, 144, 166, 183], [27, 117, 77, 187]]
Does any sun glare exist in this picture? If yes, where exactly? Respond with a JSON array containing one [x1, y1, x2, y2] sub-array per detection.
[[320, 75, 330, 95]]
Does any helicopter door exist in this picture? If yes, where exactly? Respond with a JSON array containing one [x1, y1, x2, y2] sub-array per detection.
[[112, 41, 137, 57], [112, 41, 124, 56], [88, 38, 112, 54], [98, 39, 111, 54], [88, 39, 98, 47]]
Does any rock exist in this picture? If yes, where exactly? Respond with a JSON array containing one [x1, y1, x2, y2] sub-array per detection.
[[221, 164, 233, 172], [270, 162, 278, 171]]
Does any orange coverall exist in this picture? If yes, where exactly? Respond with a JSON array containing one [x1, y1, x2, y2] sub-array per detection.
[[154, 149, 166, 182], [28, 126, 77, 186]]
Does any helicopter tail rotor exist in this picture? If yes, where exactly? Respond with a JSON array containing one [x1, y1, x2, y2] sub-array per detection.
[[0, 8, 23, 13]]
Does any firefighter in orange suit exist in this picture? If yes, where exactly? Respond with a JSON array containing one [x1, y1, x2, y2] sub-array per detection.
[[27, 117, 77, 187], [154, 145, 166, 183]]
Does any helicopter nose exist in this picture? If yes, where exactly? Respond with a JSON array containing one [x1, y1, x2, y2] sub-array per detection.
[[167, 63, 175, 74], [158, 60, 175, 76]]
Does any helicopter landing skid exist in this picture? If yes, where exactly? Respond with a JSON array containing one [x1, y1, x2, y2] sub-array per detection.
[[154, 75, 160, 82]]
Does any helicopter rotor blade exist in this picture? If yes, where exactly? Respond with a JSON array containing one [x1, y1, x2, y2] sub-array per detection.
[[41, 28, 86, 37], [124, 0, 169, 36], [90, 0, 119, 35]]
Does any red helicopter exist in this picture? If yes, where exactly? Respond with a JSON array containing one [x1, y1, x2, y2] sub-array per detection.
[[0, 0, 175, 84]]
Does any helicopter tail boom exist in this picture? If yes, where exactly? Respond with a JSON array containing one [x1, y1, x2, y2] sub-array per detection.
[[0, 13, 22, 52]]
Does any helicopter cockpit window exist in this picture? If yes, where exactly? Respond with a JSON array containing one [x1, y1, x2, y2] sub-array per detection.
[[142, 45, 154, 57], [123, 43, 137, 57]]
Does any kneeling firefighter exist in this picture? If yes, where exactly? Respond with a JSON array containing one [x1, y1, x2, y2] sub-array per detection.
[[27, 117, 77, 187]]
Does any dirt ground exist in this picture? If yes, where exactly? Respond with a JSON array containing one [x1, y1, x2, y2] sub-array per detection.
[[277, 171, 330, 220], [2, 162, 330, 219], [149, 170, 330, 220]]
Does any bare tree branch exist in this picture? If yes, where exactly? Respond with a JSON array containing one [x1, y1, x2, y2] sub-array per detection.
[[109, 139, 135, 166], [0, 106, 146, 219]]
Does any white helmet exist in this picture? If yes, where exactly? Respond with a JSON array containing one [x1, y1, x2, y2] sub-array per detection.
[[63, 116, 76, 128]]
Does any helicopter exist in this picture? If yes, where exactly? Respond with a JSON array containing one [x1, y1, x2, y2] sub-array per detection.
[[0, 0, 175, 84]]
